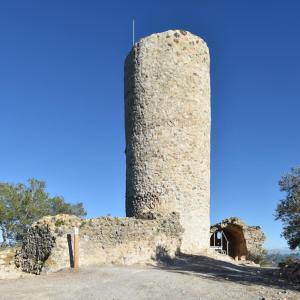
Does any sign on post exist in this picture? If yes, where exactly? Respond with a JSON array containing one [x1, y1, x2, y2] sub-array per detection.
[[74, 227, 79, 271]]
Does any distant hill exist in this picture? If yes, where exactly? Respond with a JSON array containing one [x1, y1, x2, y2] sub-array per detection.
[[264, 249, 300, 267]]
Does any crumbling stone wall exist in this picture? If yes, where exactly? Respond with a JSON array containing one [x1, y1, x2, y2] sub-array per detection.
[[15, 214, 183, 274], [0, 247, 23, 279], [125, 29, 211, 253], [210, 217, 265, 261]]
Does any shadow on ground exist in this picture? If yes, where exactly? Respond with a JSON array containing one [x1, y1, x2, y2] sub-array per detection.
[[154, 251, 300, 292]]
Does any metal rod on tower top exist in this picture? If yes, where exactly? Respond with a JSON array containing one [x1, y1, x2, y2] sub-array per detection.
[[132, 19, 135, 46]]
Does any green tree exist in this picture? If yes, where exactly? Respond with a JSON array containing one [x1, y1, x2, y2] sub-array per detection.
[[275, 167, 300, 250], [0, 178, 86, 245]]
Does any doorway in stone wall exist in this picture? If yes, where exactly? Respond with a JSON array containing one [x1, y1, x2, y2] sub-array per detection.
[[210, 230, 229, 255], [210, 226, 248, 260]]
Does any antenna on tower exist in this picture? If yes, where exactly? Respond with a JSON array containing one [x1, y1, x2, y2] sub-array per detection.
[[132, 19, 135, 46]]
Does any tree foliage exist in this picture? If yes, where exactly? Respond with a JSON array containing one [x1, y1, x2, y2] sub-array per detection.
[[0, 178, 86, 245], [275, 167, 300, 250]]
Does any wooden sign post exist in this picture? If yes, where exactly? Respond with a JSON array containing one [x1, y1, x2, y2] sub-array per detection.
[[74, 227, 79, 271]]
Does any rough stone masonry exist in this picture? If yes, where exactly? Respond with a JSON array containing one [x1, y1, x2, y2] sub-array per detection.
[[15, 214, 183, 274], [125, 29, 211, 253], [7, 29, 210, 275], [0, 30, 266, 276]]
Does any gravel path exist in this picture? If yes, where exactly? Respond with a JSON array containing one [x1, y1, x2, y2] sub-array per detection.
[[0, 255, 299, 300]]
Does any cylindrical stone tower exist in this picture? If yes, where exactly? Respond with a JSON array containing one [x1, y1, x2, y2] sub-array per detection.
[[124, 29, 210, 253]]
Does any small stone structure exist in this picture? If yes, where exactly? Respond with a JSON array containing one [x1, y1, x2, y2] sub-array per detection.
[[125, 29, 211, 253], [210, 217, 265, 261], [15, 214, 183, 274]]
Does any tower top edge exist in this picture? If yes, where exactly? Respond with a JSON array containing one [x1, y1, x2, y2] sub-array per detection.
[[126, 29, 209, 60]]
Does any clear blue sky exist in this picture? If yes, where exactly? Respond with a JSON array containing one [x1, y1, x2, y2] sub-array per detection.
[[1, 0, 299, 250]]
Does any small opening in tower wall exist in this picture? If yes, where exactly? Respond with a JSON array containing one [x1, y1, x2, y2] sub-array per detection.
[[210, 227, 248, 260]]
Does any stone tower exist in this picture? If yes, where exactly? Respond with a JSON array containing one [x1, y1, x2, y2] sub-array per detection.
[[124, 29, 211, 253]]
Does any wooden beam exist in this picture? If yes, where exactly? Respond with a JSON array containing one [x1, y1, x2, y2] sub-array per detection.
[[74, 227, 79, 271]]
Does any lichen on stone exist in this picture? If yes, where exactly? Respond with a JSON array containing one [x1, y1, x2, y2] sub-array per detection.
[[15, 225, 55, 275]]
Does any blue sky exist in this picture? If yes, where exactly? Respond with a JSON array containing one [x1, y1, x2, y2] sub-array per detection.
[[1, 0, 300, 250]]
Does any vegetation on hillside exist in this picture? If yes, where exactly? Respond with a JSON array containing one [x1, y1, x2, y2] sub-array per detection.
[[0, 178, 86, 245], [276, 167, 300, 250]]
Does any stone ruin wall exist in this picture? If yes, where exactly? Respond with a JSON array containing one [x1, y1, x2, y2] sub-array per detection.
[[15, 214, 183, 274], [243, 223, 266, 260], [125, 29, 211, 253], [0, 247, 22, 279]]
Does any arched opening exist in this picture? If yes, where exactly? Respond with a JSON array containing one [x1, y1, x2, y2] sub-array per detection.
[[210, 225, 248, 260]]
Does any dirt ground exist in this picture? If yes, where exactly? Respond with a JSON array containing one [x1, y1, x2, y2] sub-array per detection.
[[0, 255, 299, 300]]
